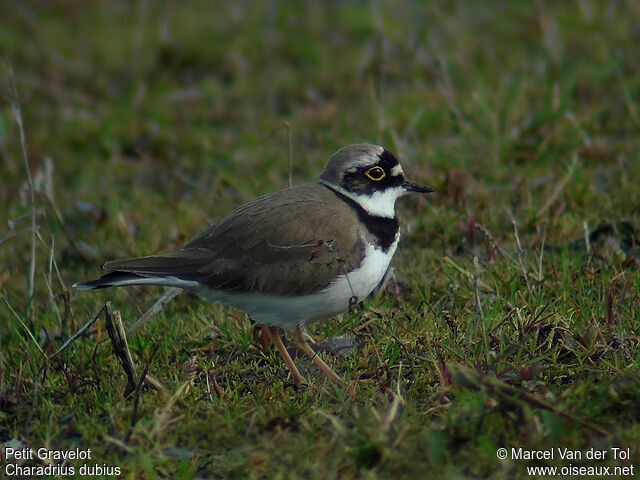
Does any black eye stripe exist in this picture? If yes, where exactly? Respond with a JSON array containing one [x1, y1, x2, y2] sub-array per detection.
[[338, 149, 404, 195]]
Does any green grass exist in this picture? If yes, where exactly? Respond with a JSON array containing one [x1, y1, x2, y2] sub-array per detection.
[[1, 1, 639, 478]]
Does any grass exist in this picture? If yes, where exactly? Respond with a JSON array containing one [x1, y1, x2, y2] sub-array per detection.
[[1, 1, 639, 478]]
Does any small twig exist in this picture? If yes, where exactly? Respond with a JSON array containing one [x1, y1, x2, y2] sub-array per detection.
[[54, 302, 109, 356], [125, 341, 161, 443], [450, 364, 607, 435], [126, 287, 182, 337], [476, 369, 607, 436], [206, 362, 224, 400], [353, 317, 377, 334], [104, 307, 138, 395]]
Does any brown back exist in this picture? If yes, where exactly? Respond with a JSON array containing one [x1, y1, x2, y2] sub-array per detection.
[[103, 183, 365, 296]]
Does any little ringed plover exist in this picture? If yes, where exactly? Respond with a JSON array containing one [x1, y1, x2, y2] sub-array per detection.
[[75, 143, 433, 385]]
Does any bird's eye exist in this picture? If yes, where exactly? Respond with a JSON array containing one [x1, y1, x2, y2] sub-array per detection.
[[365, 166, 386, 181]]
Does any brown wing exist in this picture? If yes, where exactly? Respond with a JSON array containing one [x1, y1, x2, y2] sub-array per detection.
[[103, 183, 365, 296]]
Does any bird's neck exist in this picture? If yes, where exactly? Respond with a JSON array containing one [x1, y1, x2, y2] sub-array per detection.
[[322, 182, 400, 252]]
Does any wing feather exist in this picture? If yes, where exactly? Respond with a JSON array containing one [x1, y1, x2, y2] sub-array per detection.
[[101, 183, 364, 296]]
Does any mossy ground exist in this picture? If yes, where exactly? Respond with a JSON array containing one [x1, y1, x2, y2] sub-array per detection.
[[1, 2, 639, 479]]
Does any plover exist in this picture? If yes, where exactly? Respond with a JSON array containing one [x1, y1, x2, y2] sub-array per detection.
[[75, 143, 433, 385]]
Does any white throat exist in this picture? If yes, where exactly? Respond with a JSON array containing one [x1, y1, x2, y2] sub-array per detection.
[[322, 181, 404, 218]]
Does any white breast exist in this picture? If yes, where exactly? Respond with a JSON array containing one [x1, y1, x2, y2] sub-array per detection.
[[192, 233, 400, 328]]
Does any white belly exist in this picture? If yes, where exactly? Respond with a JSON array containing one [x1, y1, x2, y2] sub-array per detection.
[[194, 235, 399, 328]]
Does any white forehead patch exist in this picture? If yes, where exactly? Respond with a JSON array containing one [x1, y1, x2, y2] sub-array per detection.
[[390, 164, 403, 176]]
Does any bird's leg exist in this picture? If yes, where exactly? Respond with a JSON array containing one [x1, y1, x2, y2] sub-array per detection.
[[293, 326, 344, 387], [300, 328, 318, 348], [267, 325, 306, 385], [260, 324, 271, 350]]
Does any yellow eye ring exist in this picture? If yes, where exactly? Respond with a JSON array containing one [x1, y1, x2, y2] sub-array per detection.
[[365, 166, 386, 181]]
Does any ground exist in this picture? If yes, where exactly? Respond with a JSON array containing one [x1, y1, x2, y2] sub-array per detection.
[[1, 2, 639, 479]]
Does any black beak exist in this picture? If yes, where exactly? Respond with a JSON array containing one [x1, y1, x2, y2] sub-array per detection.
[[403, 180, 434, 194]]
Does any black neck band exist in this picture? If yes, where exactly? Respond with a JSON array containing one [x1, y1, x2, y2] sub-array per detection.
[[324, 185, 399, 251]]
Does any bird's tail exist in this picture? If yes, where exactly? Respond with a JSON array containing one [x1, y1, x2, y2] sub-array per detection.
[[74, 252, 206, 290], [74, 271, 163, 290]]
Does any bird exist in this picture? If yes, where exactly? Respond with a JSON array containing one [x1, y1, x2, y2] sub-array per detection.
[[75, 143, 433, 386]]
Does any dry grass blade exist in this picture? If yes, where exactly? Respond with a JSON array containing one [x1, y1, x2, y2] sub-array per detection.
[[616, 68, 640, 131], [443, 256, 495, 294], [42, 183, 89, 263], [451, 365, 608, 436], [54, 302, 109, 356], [380, 363, 404, 433], [487, 375, 608, 436], [126, 340, 161, 443], [1, 293, 45, 356], [104, 306, 138, 395], [536, 154, 578, 218], [4, 63, 36, 317], [259, 121, 293, 187], [149, 378, 193, 440], [507, 211, 532, 293], [475, 222, 518, 265], [126, 287, 182, 337]]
